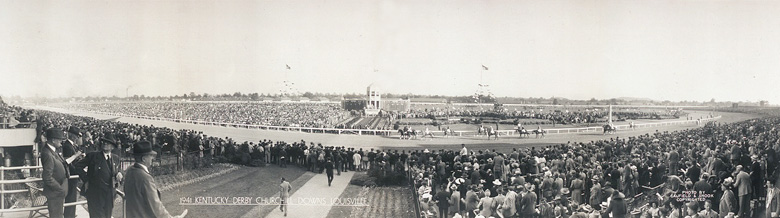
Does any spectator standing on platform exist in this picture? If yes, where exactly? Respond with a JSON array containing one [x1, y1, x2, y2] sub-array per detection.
[[41, 128, 70, 218], [74, 133, 122, 218], [62, 126, 84, 218], [125, 141, 186, 218]]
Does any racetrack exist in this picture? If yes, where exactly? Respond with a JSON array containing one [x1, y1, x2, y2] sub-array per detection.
[[33, 106, 761, 153]]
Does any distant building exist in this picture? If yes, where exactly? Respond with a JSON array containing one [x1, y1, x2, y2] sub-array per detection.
[[732, 103, 739, 108], [341, 84, 410, 115], [760, 100, 768, 107]]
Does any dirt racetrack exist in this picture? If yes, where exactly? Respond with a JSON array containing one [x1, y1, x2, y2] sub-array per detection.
[[33, 106, 762, 153]]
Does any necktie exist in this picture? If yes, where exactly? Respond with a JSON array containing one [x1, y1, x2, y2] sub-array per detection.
[[106, 155, 114, 175]]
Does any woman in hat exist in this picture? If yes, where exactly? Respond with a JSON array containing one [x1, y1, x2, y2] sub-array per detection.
[[719, 178, 737, 218]]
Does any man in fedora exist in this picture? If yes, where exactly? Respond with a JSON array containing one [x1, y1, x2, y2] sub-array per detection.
[[125, 141, 186, 218], [41, 128, 70, 218], [62, 126, 84, 218], [75, 133, 123, 218]]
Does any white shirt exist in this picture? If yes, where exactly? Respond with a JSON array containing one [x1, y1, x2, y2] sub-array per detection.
[[138, 163, 150, 174], [47, 144, 59, 156]]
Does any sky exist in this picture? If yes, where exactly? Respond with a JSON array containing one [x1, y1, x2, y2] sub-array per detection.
[[1, 0, 779, 103]]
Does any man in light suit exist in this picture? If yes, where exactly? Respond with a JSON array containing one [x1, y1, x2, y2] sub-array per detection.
[[732, 165, 752, 218], [41, 128, 70, 218], [74, 133, 123, 218], [124, 141, 186, 218]]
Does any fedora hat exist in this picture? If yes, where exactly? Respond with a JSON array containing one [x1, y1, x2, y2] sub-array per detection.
[[45, 127, 67, 140], [133, 141, 157, 156], [67, 126, 82, 136], [100, 133, 119, 147]]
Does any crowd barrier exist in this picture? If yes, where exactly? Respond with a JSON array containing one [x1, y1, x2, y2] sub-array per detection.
[[70, 110, 720, 138], [0, 165, 87, 214]]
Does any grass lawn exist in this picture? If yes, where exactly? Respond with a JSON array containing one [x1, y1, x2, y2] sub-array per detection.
[[326, 172, 416, 218]]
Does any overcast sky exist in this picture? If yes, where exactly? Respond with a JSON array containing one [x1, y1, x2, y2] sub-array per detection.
[[1, 0, 779, 103]]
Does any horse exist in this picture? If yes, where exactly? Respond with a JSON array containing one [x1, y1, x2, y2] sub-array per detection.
[[409, 129, 418, 140], [398, 129, 409, 140], [516, 128, 531, 138], [603, 124, 616, 135], [487, 128, 499, 140], [533, 129, 546, 138], [421, 129, 435, 139]]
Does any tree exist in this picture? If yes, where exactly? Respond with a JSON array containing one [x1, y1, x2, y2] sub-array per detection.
[[302, 92, 315, 98], [552, 98, 559, 105]]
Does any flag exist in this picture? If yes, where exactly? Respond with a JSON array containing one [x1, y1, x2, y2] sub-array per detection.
[[286, 64, 291, 70], [482, 65, 488, 70]]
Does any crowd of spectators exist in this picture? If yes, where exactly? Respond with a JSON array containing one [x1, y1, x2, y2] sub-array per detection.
[[57, 102, 349, 128], [10, 101, 780, 218], [409, 116, 780, 218], [0, 103, 36, 129]]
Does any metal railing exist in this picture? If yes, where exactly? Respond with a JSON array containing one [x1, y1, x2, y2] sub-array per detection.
[[0, 165, 87, 213]]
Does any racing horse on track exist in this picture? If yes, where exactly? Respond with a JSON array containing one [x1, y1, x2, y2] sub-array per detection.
[[486, 126, 499, 140], [533, 127, 546, 138], [398, 127, 418, 140], [516, 128, 531, 138], [603, 124, 617, 135]]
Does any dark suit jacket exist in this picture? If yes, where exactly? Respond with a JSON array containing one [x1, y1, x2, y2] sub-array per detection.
[[62, 140, 81, 173], [604, 198, 628, 218], [519, 191, 536, 215], [125, 163, 172, 218], [41, 145, 69, 198], [62, 140, 78, 160], [75, 152, 120, 199]]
